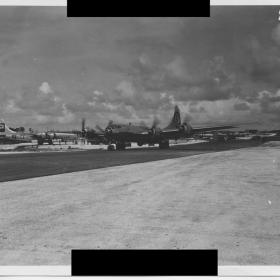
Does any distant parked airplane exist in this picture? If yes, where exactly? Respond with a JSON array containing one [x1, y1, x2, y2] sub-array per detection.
[[35, 118, 105, 145], [0, 120, 35, 144]]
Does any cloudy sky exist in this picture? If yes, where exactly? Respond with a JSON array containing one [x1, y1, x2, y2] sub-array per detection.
[[1, 7, 280, 130]]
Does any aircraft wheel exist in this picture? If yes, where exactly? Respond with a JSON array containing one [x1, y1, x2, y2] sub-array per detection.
[[107, 144, 116, 151], [159, 140, 169, 149], [116, 142, 126, 150], [215, 135, 226, 143]]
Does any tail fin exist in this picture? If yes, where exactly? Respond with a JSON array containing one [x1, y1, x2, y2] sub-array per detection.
[[0, 120, 16, 134], [0, 121, 5, 133], [166, 105, 181, 129]]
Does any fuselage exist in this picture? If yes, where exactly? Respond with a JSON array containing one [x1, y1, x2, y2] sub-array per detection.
[[105, 123, 191, 146], [46, 132, 78, 140]]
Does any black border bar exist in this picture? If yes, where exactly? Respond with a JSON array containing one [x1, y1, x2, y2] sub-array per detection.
[[67, 0, 210, 17], [71, 249, 218, 276]]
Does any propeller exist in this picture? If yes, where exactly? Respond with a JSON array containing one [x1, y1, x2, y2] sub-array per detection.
[[81, 118, 87, 137], [152, 116, 160, 129], [149, 116, 160, 136], [180, 113, 193, 135], [95, 125, 105, 133], [182, 113, 192, 124], [81, 118, 86, 131], [104, 120, 115, 135], [95, 123, 113, 136], [107, 120, 114, 127]]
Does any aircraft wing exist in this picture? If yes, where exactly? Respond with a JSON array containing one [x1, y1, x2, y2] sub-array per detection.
[[161, 128, 180, 133], [135, 125, 235, 138], [160, 128, 182, 139], [191, 125, 235, 133]]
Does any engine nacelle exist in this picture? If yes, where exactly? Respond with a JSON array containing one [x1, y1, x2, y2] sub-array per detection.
[[149, 127, 161, 137], [179, 123, 192, 136], [148, 127, 156, 136], [105, 127, 113, 134]]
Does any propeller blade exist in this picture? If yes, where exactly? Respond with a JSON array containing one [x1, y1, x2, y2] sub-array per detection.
[[182, 113, 192, 124], [107, 120, 114, 127], [81, 118, 86, 132], [152, 116, 160, 129], [95, 125, 105, 133]]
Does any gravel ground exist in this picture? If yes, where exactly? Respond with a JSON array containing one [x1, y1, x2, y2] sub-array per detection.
[[0, 146, 280, 265]]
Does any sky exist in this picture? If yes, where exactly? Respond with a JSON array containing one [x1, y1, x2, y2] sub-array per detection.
[[1, 7, 280, 130]]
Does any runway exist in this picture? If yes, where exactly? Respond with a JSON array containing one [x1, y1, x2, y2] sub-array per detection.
[[0, 140, 261, 182]]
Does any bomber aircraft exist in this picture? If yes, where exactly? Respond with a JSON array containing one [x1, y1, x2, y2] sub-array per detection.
[[97, 105, 235, 150], [0, 118, 105, 146], [0, 120, 37, 144], [35, 118, 105, 145], [36, 130, 80, 145], [0, 119, 83, 145]]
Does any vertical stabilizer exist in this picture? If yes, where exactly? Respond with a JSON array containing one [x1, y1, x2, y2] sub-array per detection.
[[165, 105, 181, 129], [0, 121, 16, 134], [0, 121, 5, 133]]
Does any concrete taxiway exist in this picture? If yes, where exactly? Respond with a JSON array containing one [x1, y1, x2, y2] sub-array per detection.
[[0, 143, 280, 265], [0, 140, 261, 182]]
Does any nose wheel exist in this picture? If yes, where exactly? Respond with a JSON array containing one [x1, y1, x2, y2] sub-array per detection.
[[116, 142, 126, 150]]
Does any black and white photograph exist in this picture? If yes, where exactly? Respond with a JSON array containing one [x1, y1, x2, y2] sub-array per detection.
[[1, 4, 280, 273]]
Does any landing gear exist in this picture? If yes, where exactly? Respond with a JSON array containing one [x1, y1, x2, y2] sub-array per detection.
[[116, 142, 126, 150], [252, 135, 264, 143], [159, 140, 170, 149], [107, 142, 126, 151], [107, 144, 116, 151], [216, 135, 228, 143]]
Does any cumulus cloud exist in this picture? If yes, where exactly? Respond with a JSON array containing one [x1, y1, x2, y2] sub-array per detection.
[[4, 99, 22, 113], [234, 102, 250, 111], [2, 7, 280, 129], [257, 90, 280, 120], [122, 53, 240, 106], [271, 23, 280, 45], [16, 83, 60, 115], [115, 80, 135, 99], [189, 104, 207, 113], [39, 81, 53, 95], [58, 103, 75, 124], [7, 82, 78, 127]]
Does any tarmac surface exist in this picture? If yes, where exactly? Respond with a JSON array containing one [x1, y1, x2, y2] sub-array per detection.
[[0, 144, 280, 265], [0, 140, 261, 182]]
